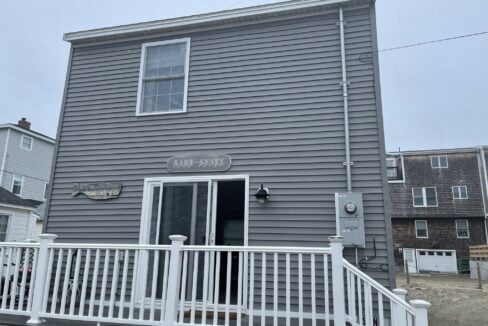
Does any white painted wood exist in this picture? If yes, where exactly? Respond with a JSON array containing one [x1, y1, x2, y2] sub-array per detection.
[[324, 254, 329, 326], [149, 250, 159, 320], [108, 250, 120, 318], [10, 247, 22, 310], [249, 252, 255, 326], [190, 251, 199, 324], [159, 250, 169, 322], [378, 292, 384, 326], [410, 300, 431, 326], [164, 235, 187, 326], [69, 249, 82, 315], [261, 252, 266, 326], [128, 250, 139, 320], [310, 254, 316, 326], [298, 253, 304, 326], [26, 234, 56, 323], [51, 249, 64, 314], [79, 249, 91, 316], [212, 251, 221, 326], [237, 251, 243, 326], [179, 251, 188, 324], [1, 247, 13, 309], [27, 247, 39, 311], [285, 253, 290, 326], [225, 251, 232, 326], [60, 248, 73, 315], [18, 248, 31, 310], [202, 250, 209, 324], [329, 236, 345, 326], [88, 249, 100, 317], [98, 249, 110, 318], [273, 252, 278, 326]]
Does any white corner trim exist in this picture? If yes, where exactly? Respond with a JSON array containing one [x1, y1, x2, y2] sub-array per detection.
[[135, 38, 191, 117], [0, 128, 10, 186], [63, 0, 353, 42]]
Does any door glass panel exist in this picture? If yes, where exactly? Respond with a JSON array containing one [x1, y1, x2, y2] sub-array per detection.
[[158, 182, 208, 245]]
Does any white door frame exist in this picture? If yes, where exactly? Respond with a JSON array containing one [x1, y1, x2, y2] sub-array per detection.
[[136, 174, 250, 306], [402, 248, 418, 274], [139, 174, 250, 246]]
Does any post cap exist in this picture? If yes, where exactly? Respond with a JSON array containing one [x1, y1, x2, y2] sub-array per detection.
[[410, 299, 431, 309], [39, 234, 58, 241], [169, 234, 188, 242], [393, 288, 408, 296], [328, 236, 344, 243]]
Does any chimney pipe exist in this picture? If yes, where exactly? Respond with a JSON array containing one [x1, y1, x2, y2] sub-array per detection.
[[18, 118, 31, 130]]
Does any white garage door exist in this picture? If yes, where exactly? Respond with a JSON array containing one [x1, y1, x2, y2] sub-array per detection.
[[416, 249, 458, 273]]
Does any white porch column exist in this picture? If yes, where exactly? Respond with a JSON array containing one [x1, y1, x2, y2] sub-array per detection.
[[329, 236, 346, 326], [410, 300, 431, 326], [27, 234, 57, 325], [392, 288, 408, 326], [164, 235, 187, 326]]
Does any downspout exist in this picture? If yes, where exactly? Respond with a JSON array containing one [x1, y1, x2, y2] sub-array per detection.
[[0, 128, 11, 188], [339, 7, 352, 192], [480, 146, 488, 243]]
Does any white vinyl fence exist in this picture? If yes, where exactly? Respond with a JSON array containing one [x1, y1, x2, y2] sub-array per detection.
[[0, 234, 430, 326]]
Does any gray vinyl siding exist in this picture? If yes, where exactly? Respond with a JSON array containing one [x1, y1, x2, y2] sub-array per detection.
[[47, 6, 392, 286]]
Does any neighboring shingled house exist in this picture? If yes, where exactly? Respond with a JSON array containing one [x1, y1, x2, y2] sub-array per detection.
[[388, 146, 488, 273], [0, 118, 55, 239]]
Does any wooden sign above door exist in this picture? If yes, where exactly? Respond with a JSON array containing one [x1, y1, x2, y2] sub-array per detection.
[[167, 154, 232, 173]]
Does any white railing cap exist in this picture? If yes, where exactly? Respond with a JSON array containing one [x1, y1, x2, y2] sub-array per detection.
[[328, 235, 344, 243], [169, 234, 188, 242], [410, 299, 431, 309], [393, 288, 408, 296], [39, 234, 58, 240]]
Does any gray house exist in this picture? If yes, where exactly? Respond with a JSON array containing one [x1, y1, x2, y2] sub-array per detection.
[[0, 118, 55, 240], [45, 0, 395, 290]]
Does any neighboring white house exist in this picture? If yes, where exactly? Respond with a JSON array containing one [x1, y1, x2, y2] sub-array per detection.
[[0, 186, 42, 241], [0, 118, 55, 239]]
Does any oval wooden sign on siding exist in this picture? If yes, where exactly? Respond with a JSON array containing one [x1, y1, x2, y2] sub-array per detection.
[[167, 154, 232, 173]]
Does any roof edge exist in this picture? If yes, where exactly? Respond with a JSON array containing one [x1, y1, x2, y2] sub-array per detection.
[[387, 145, 488, 156], [0, 124, 55, 144], [63, 0, 361, 43]]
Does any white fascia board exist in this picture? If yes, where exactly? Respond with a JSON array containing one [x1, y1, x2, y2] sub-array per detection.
[[63, 0, 354, 42], [0, 203, 37, 212], [0, 125, 55, 144]]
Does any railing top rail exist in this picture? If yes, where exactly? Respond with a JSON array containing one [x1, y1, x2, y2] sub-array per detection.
[[182, 245, 332, 254], [0, 242, 40, 248], [343, 259, 415, 314], [48, 243, 171, 250]]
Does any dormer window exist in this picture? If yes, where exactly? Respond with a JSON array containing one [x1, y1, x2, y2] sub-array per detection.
[[136, 38, 190, 116], [431, 155, 448, 168]]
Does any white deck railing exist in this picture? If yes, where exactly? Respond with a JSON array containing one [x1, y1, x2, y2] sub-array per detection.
[[0, 234, 430, 326]]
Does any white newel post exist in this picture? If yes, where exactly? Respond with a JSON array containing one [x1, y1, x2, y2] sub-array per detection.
[[27, 234, 57, 325], [329, 236, 346, 326], [410, 300, 431, 326], [392, 288, 408, 326], [164, 235, 187, 326]]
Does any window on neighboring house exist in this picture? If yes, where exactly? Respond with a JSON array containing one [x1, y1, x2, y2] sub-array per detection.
[[452, 186, 468, 200], [12, 175, 23, 196], [415, 220, 428, 238], [455, 220, 469, 238], [431, 155, 448, 168], [43, 183, 49, 200], [137, 38, 190, 115], [20, 135, 33, 151], [0, 215, 8, 241], [387, 156, 404, 181], [412, 187, 437, 207]]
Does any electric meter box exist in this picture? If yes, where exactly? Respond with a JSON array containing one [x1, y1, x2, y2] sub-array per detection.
[[335, 192, 365, 247]]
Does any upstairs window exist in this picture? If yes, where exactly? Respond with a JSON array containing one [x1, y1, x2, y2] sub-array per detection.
[[412, 187, 437, 207], [137, 38, 190, 115], [455, 220, 469, 238], [431, 155, 448, 168], [12, 175, 23, 196], [0, 215, 8, 241], [387, 156, 404, 182], [415, 220, 428, 238], [452, 186, 468, 200], [20, 135, 33, 151]]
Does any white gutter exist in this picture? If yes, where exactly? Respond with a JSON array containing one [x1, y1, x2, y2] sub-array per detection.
[[0, 203, 37, 212], [338, 7, 352, 192], [0, 125, 55, 144], [63, 0, 356, 42], [0, 128, 10, 187]]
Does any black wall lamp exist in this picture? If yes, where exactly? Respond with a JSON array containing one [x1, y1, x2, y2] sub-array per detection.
[[254, 184, 270, 204]]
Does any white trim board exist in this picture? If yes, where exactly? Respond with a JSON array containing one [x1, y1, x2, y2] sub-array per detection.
[[0, 124, 55, 144], [63, 0, 360, 42]]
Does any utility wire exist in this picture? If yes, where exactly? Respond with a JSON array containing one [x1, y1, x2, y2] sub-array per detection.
[[379, 31, 488, 53]]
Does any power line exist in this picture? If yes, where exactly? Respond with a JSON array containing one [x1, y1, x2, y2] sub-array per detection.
[[379, 31, 488, 53]]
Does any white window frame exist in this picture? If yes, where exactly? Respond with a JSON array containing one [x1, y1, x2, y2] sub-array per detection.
[[455, 219, 470, 239], [452, 185, 468, 200], [11, 175, 23, 196], [135, 38, 191, 116], [20, 135, 33, 151], [415, 220, 429, 239], [431, 155, 448, 169], [387, 155, 406, 183], [412, 187, 438, 207]]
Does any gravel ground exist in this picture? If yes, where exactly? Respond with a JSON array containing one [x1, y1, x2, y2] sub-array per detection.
[[397, 273, 488, 326]]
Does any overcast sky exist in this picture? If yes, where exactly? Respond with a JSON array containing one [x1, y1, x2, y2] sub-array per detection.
[[1, 0, 487, 151]]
